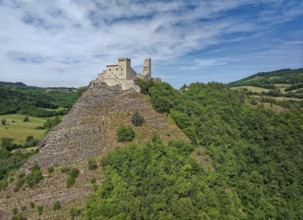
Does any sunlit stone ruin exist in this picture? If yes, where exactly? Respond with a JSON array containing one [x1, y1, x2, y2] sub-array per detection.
[[92, 58, 159, 92]]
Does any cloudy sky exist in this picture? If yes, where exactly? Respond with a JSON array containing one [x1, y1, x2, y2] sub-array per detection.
[[0, 0, 302, 88]]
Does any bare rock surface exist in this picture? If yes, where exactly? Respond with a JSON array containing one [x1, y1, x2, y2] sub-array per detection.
[[0, 83, 188, 219]]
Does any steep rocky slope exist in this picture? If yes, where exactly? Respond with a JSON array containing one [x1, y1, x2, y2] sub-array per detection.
[[0, 83, 188, 219]]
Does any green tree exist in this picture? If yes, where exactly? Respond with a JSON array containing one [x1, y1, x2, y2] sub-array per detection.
[[1, 137, 14, 150], [23, 116, 29, 122], [70, 207, 81, 219], [52, 201, 61, 211], [116, 125, 135, 142], [88, 159, 97, 170], [25, 163, 43, 188], [1, 119, 6, 125], [36, 205, 43, 215], [131, 111, 144, 126]]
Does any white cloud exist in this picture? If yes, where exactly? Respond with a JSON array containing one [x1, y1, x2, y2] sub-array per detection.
[[0, 0, 302, 87]]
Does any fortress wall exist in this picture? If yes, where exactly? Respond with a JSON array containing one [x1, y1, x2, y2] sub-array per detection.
[[102, 79, 140, 93]]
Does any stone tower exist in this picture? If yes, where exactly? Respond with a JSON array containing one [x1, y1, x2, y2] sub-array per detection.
[[143, 58, 151, 79]]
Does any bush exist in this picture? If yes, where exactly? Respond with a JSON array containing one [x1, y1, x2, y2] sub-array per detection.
[[65, 168, 79, 188], [14, 173, 25, 192], [23, 116, 29, 122], [36, 205, 43, 215], [52, 201, 61, 211], [25, 164, 43, 188], [47, 166, 54, 174], [116, 125, 135, 142], [1, 119, 6, 125], [88, 160, 97, 170], [131, 111, 145, 126], [12, 207, 18, 214], [11, 213, 26, 220], [30, 202, 35, 208], [70, 207, 81, 219]]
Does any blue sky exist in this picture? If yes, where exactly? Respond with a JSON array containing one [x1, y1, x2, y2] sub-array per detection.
[[0, 0, 302, 88]]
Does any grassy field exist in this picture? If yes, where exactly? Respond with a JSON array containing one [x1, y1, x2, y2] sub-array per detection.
[[231, 86, 270, 93], [0, 114, 50, 144], [252, 95, 302, 102], [39, 107, 66, 112]]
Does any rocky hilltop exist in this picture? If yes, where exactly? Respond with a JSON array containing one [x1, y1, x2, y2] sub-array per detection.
[[0, 83, 188, 219]]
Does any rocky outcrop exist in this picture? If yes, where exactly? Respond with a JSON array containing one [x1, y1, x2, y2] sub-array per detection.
[[0, 83, 187, 219]]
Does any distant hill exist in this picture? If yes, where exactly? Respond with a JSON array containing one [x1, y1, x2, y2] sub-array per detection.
[[228, 68, 303, 110], [0, 81, 81, 117], [228, 68, 303, 88], [0, 81, 27, 87]]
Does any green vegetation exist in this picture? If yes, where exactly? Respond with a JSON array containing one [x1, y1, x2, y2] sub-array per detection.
[[12, 164, 43, 191], [43, 116, 62, 130], [62, 167, 80, 188], [229, 69, 303, 108], [0, 114, 56, 145], [30, 202, 35, 208], [47, 166, 54, 174], [0, 81, 80, 117], [86, 140, 242, 219], [25, 163, 43, 188], [52, 201, 61, 211], [88, 159, 98, 170], [87, 80, 303, 219], [0, 148, 32, 190], [11, 213, 26, 220], [70, 207, 81, 219], [36, 205, 43, 215], [23, 116, 29, 122], [116, 125, 135, 142], [131, 111, 145, 126], [229, 68, 303, 88]]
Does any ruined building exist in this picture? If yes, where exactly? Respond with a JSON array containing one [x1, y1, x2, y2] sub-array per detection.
[[92, 58, 154, 92]]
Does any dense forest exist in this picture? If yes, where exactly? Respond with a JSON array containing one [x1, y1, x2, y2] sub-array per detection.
[[86, 80, 303, 219], [0, 82, 82, 116]]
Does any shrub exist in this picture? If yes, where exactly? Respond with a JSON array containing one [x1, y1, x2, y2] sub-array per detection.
[[23, 116, 29, 122], [25, 164, 43, 188], [52, 201, 61, 211], [116, 125, 135, 142], [36, 205, 43, 215], [12, 207, 18, 214], [11, 213, 26, 220], [1, 137, 14, 151], [131, 111, 145, 126], [14, 173, 25, 192], [30, 201, 35, 208], [88, 160, 97, 170], [47, 166, 54, 174], [70, 207, 81, 219], [66, 168, 79, 188], [1, 119, 6, 125]]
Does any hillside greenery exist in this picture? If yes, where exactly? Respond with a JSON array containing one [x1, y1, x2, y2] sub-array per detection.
[[0, 81, 81, 117], [228, 68, 303, 88], [228, 69, 303, 106], [86, 80, 303, 219], [0, 82, 81, 191], [0, 148, 33, 190]]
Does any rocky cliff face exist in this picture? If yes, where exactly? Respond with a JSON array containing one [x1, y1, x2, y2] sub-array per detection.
[[0, 83, 188, 219]]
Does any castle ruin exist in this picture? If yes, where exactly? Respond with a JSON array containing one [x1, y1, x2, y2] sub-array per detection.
[[92, 58, 153, 92]]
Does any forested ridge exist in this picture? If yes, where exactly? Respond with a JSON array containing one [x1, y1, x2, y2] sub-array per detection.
[[86, 80, 303, 219], [0, 81, 81, 116]]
